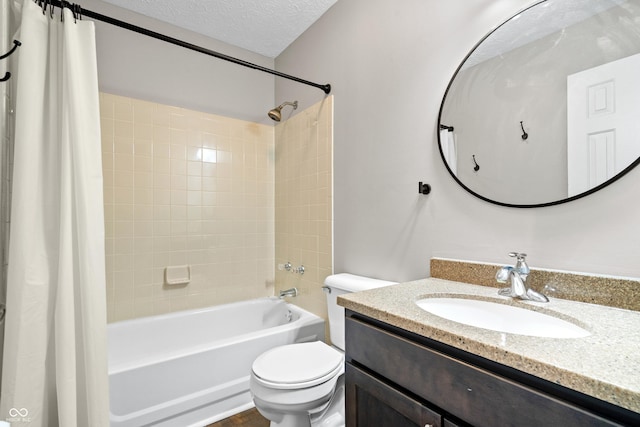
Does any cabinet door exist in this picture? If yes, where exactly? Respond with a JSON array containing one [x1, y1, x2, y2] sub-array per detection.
[[346, 316, 625, 427], [346, 363, 442, 427]]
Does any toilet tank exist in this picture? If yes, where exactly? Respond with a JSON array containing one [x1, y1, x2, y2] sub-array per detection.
[[324, 273, 397, 351]]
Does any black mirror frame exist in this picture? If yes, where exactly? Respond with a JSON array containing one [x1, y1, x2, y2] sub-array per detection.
[[437, 0, 640, 208]]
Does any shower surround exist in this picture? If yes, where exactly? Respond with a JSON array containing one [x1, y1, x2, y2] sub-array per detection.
[[100, 93, 274, 322], [274, 96, 333, 326], [100, 94, 333, 322]]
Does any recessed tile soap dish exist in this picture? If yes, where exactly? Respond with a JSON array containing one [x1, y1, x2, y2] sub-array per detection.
[[165, 265, 191, 285]]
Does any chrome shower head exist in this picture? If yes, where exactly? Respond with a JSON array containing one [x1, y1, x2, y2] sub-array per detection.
[[268, 101, 298, 122]]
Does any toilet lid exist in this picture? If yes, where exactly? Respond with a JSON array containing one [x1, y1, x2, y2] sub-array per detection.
[[252, 342, 344, 387]]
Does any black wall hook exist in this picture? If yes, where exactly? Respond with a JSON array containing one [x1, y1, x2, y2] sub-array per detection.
[[520, 121, 528, 140], [0, 40, 21, 61], [418, 182, 431, 195], [472, 155, 480, 172]]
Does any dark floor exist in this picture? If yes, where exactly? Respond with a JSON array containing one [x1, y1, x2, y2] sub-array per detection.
[[207, 408, 269, 427]]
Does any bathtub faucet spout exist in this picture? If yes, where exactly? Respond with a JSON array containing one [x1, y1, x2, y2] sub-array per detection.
[[279, 288, 298, 298]]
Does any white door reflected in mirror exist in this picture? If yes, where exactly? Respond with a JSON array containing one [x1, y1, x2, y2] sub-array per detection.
[[567, 52, 640, 196]]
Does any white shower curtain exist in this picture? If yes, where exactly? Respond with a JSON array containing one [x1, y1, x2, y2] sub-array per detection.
[[0, 1, 109, 426]]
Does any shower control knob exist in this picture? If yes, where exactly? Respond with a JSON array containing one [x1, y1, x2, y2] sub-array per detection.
[[280, 262, 292, 272]]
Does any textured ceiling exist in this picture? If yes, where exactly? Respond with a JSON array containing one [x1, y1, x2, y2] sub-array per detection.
[[100, 0, 338, 58], [465, 0, 627, 68]]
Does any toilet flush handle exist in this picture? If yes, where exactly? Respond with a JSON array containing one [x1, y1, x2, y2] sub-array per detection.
[[321, 286, 331, 294]]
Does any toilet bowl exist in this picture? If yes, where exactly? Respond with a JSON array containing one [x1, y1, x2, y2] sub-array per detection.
[[251, 341, 344, 427], [250, 274, 397, 427]]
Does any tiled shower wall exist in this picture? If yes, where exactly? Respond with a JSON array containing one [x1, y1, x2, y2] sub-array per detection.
[[274, 97, 333, 320], [100, 93, 275, 322]]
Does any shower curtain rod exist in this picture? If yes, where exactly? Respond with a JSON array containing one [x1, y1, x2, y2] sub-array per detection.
[[47, 0, 332, 94]]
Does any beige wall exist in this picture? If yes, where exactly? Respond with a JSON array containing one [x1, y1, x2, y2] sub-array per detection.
[[274, 97, 333, 318], [100, 93, 275, 322], [81, 0, 275, 124], [276, 0, 640, 282]]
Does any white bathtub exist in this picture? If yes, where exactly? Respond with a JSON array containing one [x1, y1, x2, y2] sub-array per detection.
[[108, 297, 325, 427]]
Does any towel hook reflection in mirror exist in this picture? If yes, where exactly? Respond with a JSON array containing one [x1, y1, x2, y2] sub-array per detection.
[[472, 155, 480, 172], [520, 121, 528, 140]]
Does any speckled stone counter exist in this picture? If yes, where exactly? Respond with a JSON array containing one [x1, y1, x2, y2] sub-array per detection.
[[338, 278, 640, 414], [431, 258, 640, 311]]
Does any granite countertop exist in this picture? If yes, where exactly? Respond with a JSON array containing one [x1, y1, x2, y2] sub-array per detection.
[[338, 278, 640, 414]]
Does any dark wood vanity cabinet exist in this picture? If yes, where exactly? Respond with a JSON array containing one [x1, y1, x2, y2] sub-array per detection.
[[346, 363, 464, 427], [345, 311, 639, 427]]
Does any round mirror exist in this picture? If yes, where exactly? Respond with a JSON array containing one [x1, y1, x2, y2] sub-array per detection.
[[438, 0, 640, 207]]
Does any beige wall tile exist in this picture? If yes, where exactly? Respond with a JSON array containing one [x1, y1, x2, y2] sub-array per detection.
[[101, 93, 332, 324], [102, 93, 275, 322], [275, 97, 334, 321]]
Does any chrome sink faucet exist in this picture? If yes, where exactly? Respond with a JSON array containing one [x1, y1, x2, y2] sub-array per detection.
[[496, 252, 548, 302]]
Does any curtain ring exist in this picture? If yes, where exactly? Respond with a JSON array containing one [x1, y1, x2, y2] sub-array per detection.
[[71, 4, 79, 23], [74, 4, 82, 22], [42, 0, 53, 18]]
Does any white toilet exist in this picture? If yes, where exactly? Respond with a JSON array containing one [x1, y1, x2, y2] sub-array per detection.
[[250, 273, 397, 427]]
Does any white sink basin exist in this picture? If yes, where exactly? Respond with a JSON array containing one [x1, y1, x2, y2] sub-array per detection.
[[416, 297, 590, 338]]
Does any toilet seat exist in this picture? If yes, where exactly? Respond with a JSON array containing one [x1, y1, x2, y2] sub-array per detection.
[[252, 341, 344, 390]]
